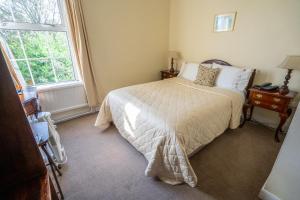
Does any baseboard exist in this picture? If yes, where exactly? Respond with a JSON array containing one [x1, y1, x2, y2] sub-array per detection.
[[251, 105, 297, 131], [252, 117, 277, 129], [50, 103, 89, 115], [54, 110, 97, 124], [259, 187, 280, 200], [52, 106, 100, 123]]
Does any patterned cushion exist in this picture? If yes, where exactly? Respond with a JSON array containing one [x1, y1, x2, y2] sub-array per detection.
[[194, 66, 219, 87]]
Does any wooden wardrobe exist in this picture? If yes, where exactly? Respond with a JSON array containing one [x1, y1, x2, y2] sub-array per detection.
[[0, 50, 58, 199]]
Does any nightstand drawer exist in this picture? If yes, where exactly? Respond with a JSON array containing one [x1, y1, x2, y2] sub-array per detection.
[[251, 99, 284, 112], [251, 91, 285, 105]]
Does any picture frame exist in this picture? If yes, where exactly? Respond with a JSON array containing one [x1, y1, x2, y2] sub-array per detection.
[[214, 12, 237, 32]]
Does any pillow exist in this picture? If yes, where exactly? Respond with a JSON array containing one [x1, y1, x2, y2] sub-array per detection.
[[194, 66, 219, 87], [178, 62, 212, 81], [212, 63, 244, 90], [237, 68, 253, 91], [178, 62, 199, 81]]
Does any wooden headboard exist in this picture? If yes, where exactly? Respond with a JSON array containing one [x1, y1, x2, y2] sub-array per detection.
[[201, 59, 256, 97], [201, 59, 232, 66]]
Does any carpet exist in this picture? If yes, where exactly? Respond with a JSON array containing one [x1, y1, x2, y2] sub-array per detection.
[[57, 114, 281, 200]]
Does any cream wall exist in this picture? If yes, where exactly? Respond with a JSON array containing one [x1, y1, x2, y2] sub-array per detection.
[[169, 0, 300, 127], [81, 0, 170, 99]]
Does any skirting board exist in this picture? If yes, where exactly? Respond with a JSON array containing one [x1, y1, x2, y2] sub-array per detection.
[[252, 105, 297, 131], [51, 105, 99, 123], [50, 104, 89, 115], [259, 187, 280, 200]]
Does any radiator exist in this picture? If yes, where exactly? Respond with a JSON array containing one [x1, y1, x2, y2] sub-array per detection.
[[37, 82, 90, 122]]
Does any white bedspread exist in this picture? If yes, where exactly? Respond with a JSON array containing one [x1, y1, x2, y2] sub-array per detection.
[[95, 78, 244, 187]]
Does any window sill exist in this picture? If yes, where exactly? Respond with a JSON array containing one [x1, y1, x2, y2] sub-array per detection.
[[37, 81, 84, 93]]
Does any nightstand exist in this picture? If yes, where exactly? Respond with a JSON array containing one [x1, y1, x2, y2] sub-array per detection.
[[242, 88, 297, 142], [160, 70, 179, 80]]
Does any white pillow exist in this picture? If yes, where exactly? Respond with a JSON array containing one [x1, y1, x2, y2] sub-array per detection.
[[179, 62, 212, 81], [178, 62, 199, 81], [237, 68, 253, 91], [212, 63, 244, 90]]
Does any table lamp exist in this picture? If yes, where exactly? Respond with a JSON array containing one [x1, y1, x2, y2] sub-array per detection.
[[278, 55, 300, 95], [168, 51, 180, 73]]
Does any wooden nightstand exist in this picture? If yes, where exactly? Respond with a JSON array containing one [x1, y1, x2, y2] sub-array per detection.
[[160, 70, 179, 80], [242, 88, 297, 142]]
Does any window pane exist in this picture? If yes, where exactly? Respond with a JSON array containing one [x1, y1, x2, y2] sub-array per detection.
[[20, 31, 49, 58], [0, 0, 77, 86], [54, 57, 75, 82], [17, 60, 32, 84], [0, 0, 13, 22], [0, 30, 25, 59], [11, 0, 62, 25], [49, 32, 70, 58], [30, 59, 55, 84]]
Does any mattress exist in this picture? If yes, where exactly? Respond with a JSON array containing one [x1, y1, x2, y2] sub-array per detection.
[[95, 77, 244, 187]]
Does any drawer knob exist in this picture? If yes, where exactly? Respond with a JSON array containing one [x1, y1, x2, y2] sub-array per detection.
[[273, 98, 281, 102], [254, 100, 261, 105], [256, 94, 263, 98], [271, 105, 278, 109]]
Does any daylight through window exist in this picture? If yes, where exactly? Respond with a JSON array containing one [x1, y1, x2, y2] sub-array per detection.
[[0, 0, 77, 86]]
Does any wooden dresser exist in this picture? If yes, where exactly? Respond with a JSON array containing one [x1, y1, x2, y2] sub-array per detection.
[[0, 49, 57, 199], [242, 88, 297, 142]]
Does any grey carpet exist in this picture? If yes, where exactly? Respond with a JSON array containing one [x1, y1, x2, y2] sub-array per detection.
[[57, 114, 281, 200]]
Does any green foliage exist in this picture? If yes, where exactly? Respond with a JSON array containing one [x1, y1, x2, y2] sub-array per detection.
[[17, 60, 31, 83], [1, 30, 75, 85], [30, 59, 55, 84], [0, 30, 24, 59], [49, 32, 70, 58], [21, 31, 49, 59], [55, 58, 74, 82], [0, 0, 74, 85]]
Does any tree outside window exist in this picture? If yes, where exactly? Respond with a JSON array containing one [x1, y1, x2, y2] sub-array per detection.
[[0, 0, 77, 86]]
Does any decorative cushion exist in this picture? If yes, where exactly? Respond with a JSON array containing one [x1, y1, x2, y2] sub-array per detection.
[[194, 66, 219, 87]]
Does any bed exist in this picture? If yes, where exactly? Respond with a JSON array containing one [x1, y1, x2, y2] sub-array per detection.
[[95, 59, 256, 187]]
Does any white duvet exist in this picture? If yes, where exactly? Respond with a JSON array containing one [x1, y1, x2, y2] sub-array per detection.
[[95, 78, 244, 187]]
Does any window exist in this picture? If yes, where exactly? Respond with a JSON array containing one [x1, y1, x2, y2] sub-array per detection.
[[0, 0, 78, 86]]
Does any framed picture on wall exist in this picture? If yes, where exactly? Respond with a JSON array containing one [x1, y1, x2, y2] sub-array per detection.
[[214, 12, 236, 32]]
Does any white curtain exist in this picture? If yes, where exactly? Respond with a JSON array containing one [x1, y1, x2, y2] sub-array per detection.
[[64, 0, 100, 107]]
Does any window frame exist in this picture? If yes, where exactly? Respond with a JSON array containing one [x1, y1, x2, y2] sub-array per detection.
[[0, 0, 80, 87]]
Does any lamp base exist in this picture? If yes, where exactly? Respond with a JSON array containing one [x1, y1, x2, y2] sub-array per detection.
[[279, 69, 292, 95], [169, 67, 175, 73], [279, 85, 289, 95], [170, 58, 175, 73]]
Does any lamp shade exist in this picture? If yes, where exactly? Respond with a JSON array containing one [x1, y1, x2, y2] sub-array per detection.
[[168, 51, 180, 59], [279, 55, 300, 70]]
